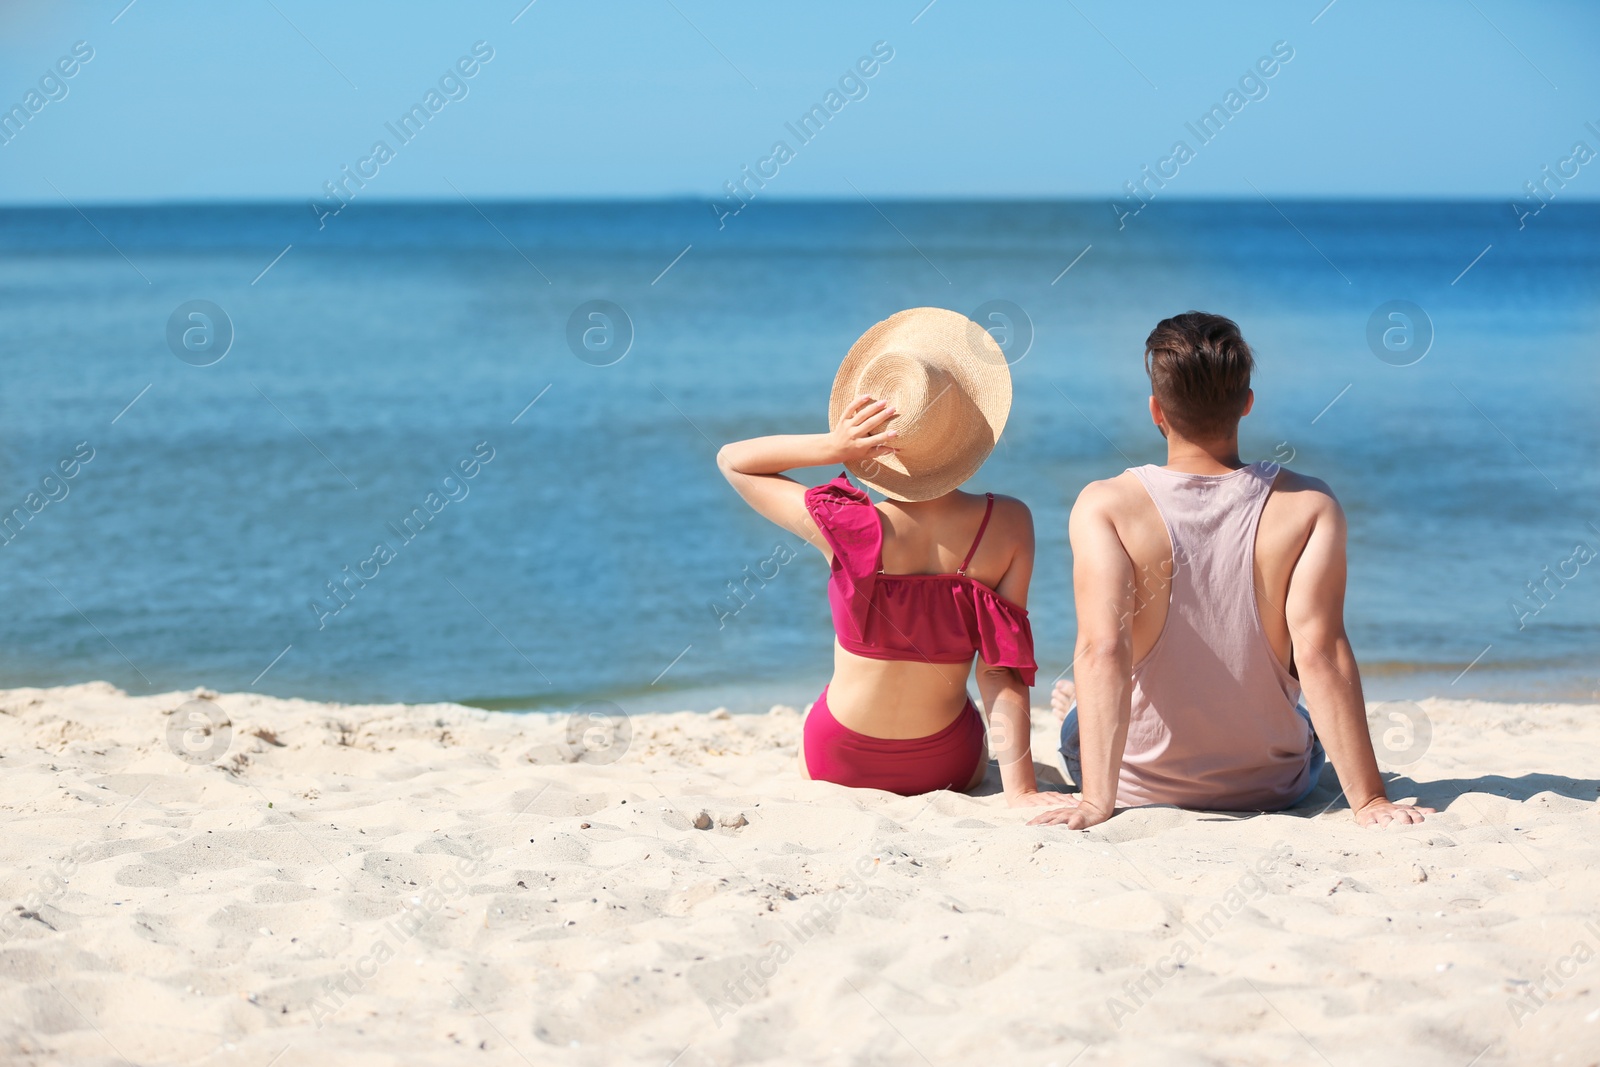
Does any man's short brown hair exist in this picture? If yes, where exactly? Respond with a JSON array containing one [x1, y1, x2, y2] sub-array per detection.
[[1143, 312, 1254, 439]]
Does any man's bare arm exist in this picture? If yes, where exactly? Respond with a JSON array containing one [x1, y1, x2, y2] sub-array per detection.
[[1285, 487, 1434, 828], [1029, 483, 1135, 829]]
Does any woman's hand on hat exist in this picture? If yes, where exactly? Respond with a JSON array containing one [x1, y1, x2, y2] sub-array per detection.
[[829, 395, 899, 464]]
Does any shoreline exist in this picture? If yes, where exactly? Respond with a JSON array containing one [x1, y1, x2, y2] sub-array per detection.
[[446, 662, 1600, 716], [3, 682, 1597, 1064], [5, 658, 1571, 720]]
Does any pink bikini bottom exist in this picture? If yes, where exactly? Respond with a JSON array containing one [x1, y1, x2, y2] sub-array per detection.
[[803, 685, 987, 796]]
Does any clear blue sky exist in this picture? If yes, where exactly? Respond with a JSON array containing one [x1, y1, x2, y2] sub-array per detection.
[[1, 0, 1596, 204]]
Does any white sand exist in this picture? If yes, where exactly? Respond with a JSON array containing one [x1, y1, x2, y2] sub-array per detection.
[[2, 682, 1598, 1066]]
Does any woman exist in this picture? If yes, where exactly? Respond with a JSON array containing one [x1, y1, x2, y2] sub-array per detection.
[[716, 307, 1070, 807]]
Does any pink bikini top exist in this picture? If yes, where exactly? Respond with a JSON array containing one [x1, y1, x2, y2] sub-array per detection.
[[803, 473, 1037, 686]]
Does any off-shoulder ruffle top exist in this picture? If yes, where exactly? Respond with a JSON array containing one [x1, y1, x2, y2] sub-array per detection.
[[803, 472, 1036, 686]]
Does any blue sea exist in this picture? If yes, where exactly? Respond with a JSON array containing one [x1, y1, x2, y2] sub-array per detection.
[[0, 199, 1595, 712]]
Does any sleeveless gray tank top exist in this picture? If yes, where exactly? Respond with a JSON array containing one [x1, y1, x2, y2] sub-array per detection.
[[1119, 461, 1313, 810]]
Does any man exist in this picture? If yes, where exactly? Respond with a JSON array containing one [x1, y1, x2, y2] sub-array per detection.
[[1032, 312, 1431, 830]]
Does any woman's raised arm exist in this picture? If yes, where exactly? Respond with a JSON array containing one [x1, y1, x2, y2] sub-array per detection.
[[715, 396, 897, 553]]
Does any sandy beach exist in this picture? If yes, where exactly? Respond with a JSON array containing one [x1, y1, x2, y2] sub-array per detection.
[[2, 683, 1597, 1066]]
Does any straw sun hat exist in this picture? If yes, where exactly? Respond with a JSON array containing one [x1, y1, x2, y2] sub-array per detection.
[[828, 307, 1012, 502]]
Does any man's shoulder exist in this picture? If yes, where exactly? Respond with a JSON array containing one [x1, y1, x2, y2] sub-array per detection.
[[1073, 470, 1145, 511], [1266, 467, 1347, 540], [1068, 472, 1156, 543], [1269, 466, 1341, 511]]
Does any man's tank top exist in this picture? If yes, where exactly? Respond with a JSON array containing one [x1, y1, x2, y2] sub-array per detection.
[[1118, 461, 1313, 810]]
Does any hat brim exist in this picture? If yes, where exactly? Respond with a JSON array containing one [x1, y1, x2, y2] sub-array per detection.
[[828, 307, 1012, 502]]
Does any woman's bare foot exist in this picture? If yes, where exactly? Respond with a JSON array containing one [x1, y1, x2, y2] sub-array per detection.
[[1051, 679, 1076, 723]]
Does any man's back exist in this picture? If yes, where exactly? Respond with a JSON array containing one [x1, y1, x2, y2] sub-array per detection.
[[1089, 461, 1336, 676], [1079, 460, 1326, 809]]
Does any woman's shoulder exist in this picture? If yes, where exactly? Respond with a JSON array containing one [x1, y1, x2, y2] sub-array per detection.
[[922, 489, 1034, 565], [804, 472, 871, 511], [985, 491, 1032, 520], [804, 473, 880, 552], [975, 491, 1034, 542]]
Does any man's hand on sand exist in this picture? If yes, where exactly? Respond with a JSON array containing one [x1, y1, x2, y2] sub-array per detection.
[[1354, 798, 1435, 828], [1026, 798, 1112, 829], [1005, 789, 1078, 810]]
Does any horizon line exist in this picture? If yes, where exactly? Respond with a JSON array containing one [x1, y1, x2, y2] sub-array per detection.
[[2, 193, 1594, 210]]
